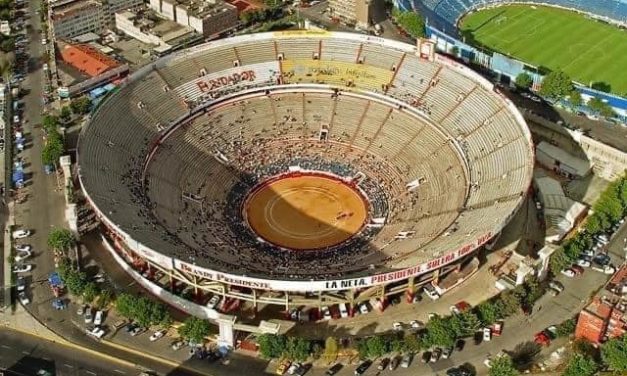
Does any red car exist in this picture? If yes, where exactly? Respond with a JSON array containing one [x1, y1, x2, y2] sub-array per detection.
[[534, 332, 551, 346], [571, 265, 585, 275]]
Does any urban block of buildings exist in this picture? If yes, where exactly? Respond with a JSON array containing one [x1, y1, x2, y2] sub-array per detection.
[[148, 0, 238, 37], [328, 0, 372, 29], [49, 0, 143, 39], [575, 264, 627, 344]]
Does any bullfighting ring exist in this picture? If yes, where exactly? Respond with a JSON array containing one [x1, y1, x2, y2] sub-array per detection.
[[78, 31, 534, 309], [244, 173, 369, 250]]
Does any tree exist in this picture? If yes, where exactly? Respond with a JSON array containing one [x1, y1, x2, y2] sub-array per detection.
[[402, 332, 422, 353], [323, 337, 338, 362], [539, 70, 573, 100], [47, 228, 76, 253], [64, 270, 88, 295], [488, 355, 519, 376], [587, 97, 615, 118], [178, 316, 211, 344], [70, 97, 92, 115], [42, 115, 60, 133], [395, 11, 425, 39], [115, 293, 136, 318], [448, 311, 482, 338], [284, 337, 311, 361], [424, 315, 456, 348], [476, 301, 501, 325], [601, 335, 627, 373], [563, 353, 598, 376], [257, 334, 287, 359], [365, 335, 388, 358], [514, 72, 533, 90], [556, 318, 577, 337], [498, 290, 522, 316], [42, 130, 65, 166], [60, 106, 72, 122], [82, 282, 100, 303], [569, 90, 583, 108]]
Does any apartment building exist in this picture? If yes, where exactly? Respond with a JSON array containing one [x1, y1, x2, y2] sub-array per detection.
[[148, 0, 238, 38], [328, 0, 372, 29]]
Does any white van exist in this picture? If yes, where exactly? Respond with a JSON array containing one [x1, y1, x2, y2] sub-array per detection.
[[423, 285, 440, 300], [338, 303, 348, 318]]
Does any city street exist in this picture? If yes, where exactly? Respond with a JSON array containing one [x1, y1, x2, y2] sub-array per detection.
[[0, 328, 139, 376]]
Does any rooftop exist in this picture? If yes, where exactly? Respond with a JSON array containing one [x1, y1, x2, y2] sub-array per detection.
[[51, 0, 101, 21], [172, 0, 236, 17]]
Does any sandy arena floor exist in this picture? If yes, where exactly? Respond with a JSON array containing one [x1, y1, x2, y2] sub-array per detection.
[[244, 175, 368, 250]]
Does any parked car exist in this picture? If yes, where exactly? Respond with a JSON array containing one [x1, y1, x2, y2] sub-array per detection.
[[15, 244, 32, 253], [171, 340, 184, 350], [93, 310, 104, 326], [294, 363, 311, 376], [13, 264, 32, 273], [388, 356, 399, 370], [321, 306, 332, 320], [12, 229, 31, 239], [548, 287, 560, 297], [18, 291, 30, 305], [410, 320, 424, 329], [455, 339, 465, 351], [400, 353, 412, 368], [14, 249, 32, 263], [206, 295, 221, 309], [276, 359, 291, 375], [580, 249, 594, 257], [358, 303, 369, 315], [571, 265, 585, 275], [561, 268, 576, 277], [287, 362, 301, 375], [84, 307, 93, 323], [354, 360, 372, 375], [576, 259, 591, 267], [130, 326, 145, 336], [492, 321, 503, 336], [430, 348, 442, 362], [377, 358, 389, 371], [421, 351, 431, 363], [392, 322, 403, 331], [593, 253, 611, 266], [325, 364, 342, 376], [549, 280, 564, 292], [592, 264, 616, 274], [16, 276, 26, 292], [483, 327, 492, 342], [149, 329, 166, 342], [87, 326, 105, 339], [442, 347, 453, 359]]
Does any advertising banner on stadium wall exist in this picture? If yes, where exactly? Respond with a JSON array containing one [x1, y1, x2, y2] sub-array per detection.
[[136, 243, 174, 270], [172, 232, 492, 292]]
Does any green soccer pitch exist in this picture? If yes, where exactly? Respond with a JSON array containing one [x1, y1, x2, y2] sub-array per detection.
[[459, 5, 627, 95]]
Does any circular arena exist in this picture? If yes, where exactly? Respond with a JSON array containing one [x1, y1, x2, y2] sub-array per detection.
[[78, 31, 534, 312]]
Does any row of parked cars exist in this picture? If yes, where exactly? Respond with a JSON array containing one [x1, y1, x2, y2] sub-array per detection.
[[12, 229, 34, 306], [562, 223, 621, 278]]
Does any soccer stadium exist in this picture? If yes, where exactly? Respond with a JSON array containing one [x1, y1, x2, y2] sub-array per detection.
[[77, 31, 534, 315]]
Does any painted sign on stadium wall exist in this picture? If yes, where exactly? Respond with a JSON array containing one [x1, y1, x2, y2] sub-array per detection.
[[173, 61, 281, 102], [173, 232, 492, 292]]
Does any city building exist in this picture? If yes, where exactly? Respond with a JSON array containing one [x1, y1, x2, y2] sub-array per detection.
[[101, 0, 144, 25], [115, 10, 201, 54], [575, 265, 627, 344], [50, 0, 105, 39], [328, 0, 372, 29], [59, 42, 120, 77], [148, 0, 238, 38]]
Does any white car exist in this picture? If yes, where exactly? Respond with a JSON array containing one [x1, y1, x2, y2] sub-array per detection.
[[18, 292, 30, 305], [483, 327, 492, 342], [549, 280, 564, 292], [94, 310, 104, 326], [287, 362, 301, 375], [84, 307, 93, 323], [358, 303, 369, 315], [392, 322, 403, 331], [592, 264, 616, 274], [580, 249, 594, 257], [14, 249, 32, 263], [87, 327, 105, 339], [206, 295, 221, 309], [561, 269, 576, 277], [12, 229, 31, 239], [15, 244, 32, 253], [576, 259, 591, 267], [149, 329, 166, 342], [321, 306, 332, 321], [13, 264, 32, 273], [410, 320, 423, 329]]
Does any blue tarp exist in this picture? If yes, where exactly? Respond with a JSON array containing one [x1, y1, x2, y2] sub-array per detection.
[[12, 170, 24, 184], [48, 272, 64, 287]]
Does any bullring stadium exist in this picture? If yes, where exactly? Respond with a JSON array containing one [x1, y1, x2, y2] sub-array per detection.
[[77, 31, 534, 313]]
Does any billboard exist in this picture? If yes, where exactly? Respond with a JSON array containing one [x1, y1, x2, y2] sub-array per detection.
[[171, 232, 492, 292]]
